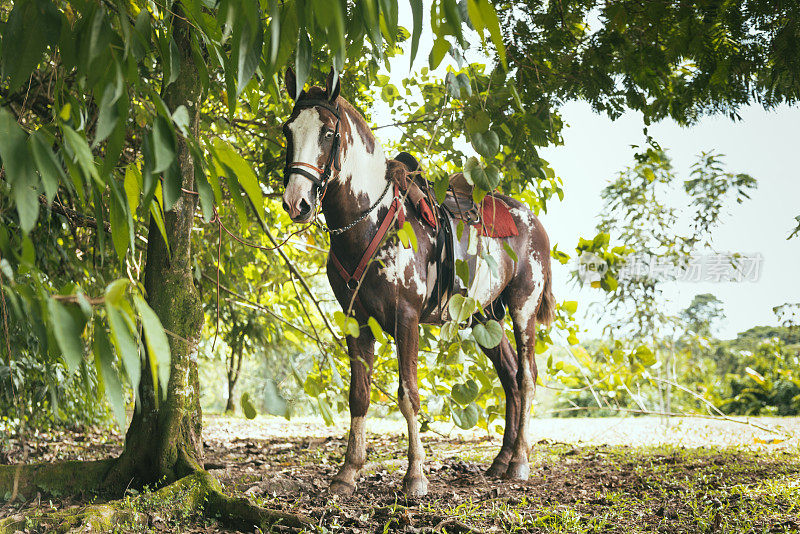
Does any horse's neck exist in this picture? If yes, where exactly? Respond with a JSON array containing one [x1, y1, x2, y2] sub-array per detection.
[[321, 108, 390, 239]]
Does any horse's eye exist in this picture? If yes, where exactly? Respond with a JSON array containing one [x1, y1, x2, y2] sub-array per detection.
[[324, 130, 334, 139]]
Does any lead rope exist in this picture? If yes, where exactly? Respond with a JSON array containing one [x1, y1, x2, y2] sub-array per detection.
[[314, 178, 392, 236]]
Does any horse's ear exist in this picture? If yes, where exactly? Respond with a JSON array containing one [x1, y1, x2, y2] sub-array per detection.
[[285, 67, 297, 101], [326, 68, 340, 102]]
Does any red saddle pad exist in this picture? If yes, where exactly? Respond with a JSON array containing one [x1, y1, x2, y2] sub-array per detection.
[[477, 196, 519, 238]]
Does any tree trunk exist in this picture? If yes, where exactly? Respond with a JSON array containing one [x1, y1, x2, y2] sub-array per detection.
[[225, 336, 244, 413], [104, 5, 204, 489]]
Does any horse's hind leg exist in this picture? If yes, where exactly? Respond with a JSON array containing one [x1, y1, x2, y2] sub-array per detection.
[[330, 327, 375, 496], [505, 299, 539, 480], [480, 335, 520, 477]]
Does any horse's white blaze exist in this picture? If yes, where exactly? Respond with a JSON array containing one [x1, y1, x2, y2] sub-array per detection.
[[339, 114, 388, 202], [284, 109, 324, 209]]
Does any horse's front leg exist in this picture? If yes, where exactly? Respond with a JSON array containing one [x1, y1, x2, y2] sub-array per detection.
[[330, 326, 375, 496], [395, 310, 429, 497]]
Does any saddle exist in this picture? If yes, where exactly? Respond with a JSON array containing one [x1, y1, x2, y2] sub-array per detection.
[[389, 155, 519, 238], [387, 153, 518, 319]]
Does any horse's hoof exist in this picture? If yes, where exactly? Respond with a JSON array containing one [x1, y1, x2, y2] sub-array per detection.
[[403, 475, 429, 498], [329, 479, 356, 496], [486, 460, 508, 478], [504, 461, 530, 481]]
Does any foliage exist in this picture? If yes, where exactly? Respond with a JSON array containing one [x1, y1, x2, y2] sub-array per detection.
[[504, 0, 800, 125], [681, 293, 725, 337]]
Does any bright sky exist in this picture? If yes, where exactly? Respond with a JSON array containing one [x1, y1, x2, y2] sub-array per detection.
[[540, 102, 800, 340], [367, 5, 800, 341]]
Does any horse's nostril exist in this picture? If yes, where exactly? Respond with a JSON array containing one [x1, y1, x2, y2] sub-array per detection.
[[282, 200, 290, 213], [298, 198, 311, 215]]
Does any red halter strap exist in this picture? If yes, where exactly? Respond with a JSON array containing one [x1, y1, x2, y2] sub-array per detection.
[[330, 184, 405, 299]]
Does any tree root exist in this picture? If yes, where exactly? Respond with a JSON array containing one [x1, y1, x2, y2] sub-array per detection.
[[0, 459, 115, 499], [0, 469, 313, 533]]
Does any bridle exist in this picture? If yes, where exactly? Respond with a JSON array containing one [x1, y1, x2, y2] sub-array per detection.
[[283, 98, 342, 199], [282, 96, 392, 236]]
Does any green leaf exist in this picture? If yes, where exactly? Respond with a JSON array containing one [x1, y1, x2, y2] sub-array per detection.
[[106, 303, 140, 396], [466, 0, 485, 39], [442, 0, 465, 46], [264, 379, 289, 418], [304, 375, 323, 397], [317, 396, 335, 426], [134, 294, 171, 401], [408, 0, 423, 69], [451, 402, 479, 429], [448, 294, 475, 323], [93, 321, 126, 429], [477, 0, 506, 68], [295, 30, 311, 100], [508, 82, 524, 111], [161, 162, 182, 212], [401, 221, 418, 250], [473, 320, 503, 348], [471, 130, 500, 158], [464, 158, 499, 192], [62, 125, 100, 185], [94, 80, 122, 146], [465, 110, 490, 135], [241, 391, 257, 419], [1, 0, 61, 92], [635, 345, 656, 367], [503, 242, 518, 263], [48, 299, 84, 375], [0, 108, 38, 233], [124, 165, 141, 215], [152, 116, 177, 174], [233, 10, 263, 98], [451, 379, 479, 405], [334, 310, 361, 338], [149, 197, 170, 255], [29, 131, 64, 205], [440, 320, 458, 341], [367, 316, 383, 340], [429, 37, 450, 69], [109, 190, 129, 263], [434, 174, 449, 203], [212, 138, 263, 214], [562, 301, 578, 315], [455, 259, 469, 286]]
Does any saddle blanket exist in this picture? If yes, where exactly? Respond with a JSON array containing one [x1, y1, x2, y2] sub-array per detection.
[[475, 195, 518, 238]]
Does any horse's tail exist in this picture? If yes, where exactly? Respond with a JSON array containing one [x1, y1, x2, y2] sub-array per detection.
[[536, 271, 555, 326]]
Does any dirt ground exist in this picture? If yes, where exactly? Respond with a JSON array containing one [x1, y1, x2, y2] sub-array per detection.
[[3, 414, 800, 533]]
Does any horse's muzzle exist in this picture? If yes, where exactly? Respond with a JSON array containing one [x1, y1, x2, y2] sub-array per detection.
[[282, 196, 313, 222]]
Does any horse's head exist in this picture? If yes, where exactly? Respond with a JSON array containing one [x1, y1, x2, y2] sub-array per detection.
[[281, 67, 341, 223]]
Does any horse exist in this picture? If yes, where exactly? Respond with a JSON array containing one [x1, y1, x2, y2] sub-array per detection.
[[280, 67, 554, 497]]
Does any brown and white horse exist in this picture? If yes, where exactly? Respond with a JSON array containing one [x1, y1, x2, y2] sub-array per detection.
[[281, 68, 554, 497]]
